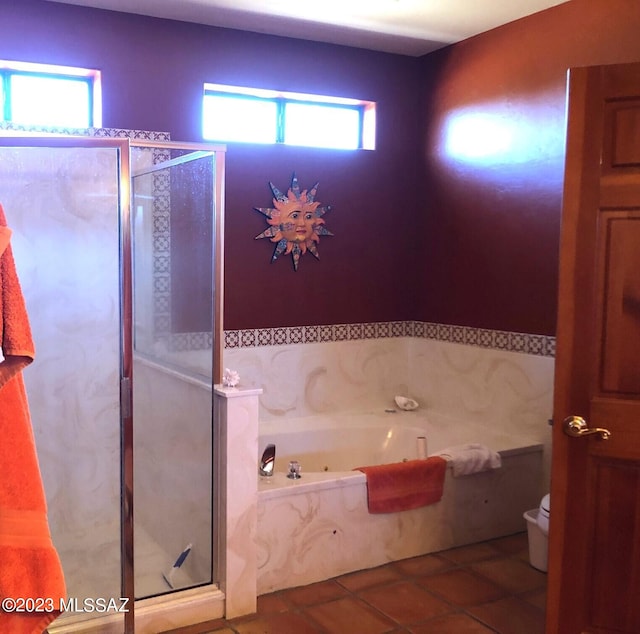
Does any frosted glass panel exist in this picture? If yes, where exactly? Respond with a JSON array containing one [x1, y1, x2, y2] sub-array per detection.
[[132, 148, 214, 598], [0, 145, 122, 602]]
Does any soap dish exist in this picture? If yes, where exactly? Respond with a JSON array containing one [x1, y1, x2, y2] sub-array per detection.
[[394, 396, 419, 411]]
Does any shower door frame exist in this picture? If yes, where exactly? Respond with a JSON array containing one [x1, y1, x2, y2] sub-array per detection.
[[130, 140, 226, 612], [0, 134, 135, 632], [128, 139, 227, 632], [0, 135, 227, 633]]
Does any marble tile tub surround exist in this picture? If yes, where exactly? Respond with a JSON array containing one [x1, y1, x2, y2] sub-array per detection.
[[223, 321, 555, 484], [218, 324, 554, 594], [256, 447, 543, 594], [214, 386, 263, 618], [226, 336, 410, 421], [408, 338, 555, 486]]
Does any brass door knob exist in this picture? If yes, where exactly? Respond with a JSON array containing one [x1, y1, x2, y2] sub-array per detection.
[[563, 416, 611, 440]]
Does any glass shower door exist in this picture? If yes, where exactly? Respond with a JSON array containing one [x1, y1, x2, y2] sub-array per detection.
[[131, 146, 218, 598], [0, 139, 128, 620]]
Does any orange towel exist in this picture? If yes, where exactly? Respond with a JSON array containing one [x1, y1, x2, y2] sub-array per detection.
[[355, 457, 447, 514], [0, 204, 66, 633]]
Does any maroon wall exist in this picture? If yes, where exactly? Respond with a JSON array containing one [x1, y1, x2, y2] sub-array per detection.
[[1, 0, 423, 330], [419, 0, 640, 336], [5, 1, 640, 336]]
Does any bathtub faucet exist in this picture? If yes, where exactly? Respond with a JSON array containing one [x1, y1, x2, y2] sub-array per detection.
[[259, 443, 276, 477]]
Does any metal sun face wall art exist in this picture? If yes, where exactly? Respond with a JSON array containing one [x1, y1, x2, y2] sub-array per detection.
[[254, 173, 333, 270]]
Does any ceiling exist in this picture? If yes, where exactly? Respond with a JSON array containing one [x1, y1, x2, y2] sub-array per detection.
[[48, 0, 569, 57]]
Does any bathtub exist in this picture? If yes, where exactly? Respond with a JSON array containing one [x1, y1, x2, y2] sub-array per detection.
[[256, 410, 544, 594]]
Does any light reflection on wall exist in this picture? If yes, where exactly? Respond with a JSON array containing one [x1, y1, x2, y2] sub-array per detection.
[[442, 104, 564, 172], [444, 112, 515, 163]]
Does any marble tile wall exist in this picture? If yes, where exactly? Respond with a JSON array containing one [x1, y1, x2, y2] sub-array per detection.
[[408, 338, 555, 485], [224, 324, 555, 482], [224, 337, 411, 421], [224, 323, 555, 494], [214, 386, 262, 618]]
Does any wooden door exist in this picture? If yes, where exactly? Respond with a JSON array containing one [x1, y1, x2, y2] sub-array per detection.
[[547, 62, 640, 633]]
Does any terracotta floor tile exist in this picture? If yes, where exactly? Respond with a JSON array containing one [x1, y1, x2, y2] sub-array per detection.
[[282, 580, 349, 606], [489, 532, 536, 567], [408, 613, 496, 633], [303, 596, 397, 634], [438, 541, 503, 565], [467, 596, 545, 634], [159, 619, 228, 633], [232, 611, 324, 634], [335, 564, 404, 592], [488, 532, 529, 556], [471, 557, 547, 594], [256, 592, 289, 614], [358, 580, 453, 625], [521, 587, 547, 611], [391, 553, 454, 577], [417, 569, 507, 606]]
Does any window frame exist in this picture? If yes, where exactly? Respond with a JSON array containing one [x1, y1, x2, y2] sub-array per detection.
[[203, 83, 375, 150], [1, 60, 102, 128]]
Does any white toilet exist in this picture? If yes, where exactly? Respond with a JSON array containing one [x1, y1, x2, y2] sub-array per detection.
[[524, 493, 550, 572], [537, 493, 550, 535]]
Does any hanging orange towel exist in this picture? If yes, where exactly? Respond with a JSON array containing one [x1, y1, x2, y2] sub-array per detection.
[[355, 457, 447, 514], [0, 204, 66, 634]]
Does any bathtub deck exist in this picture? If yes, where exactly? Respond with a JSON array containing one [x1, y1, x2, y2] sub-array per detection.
[[259, 471, 365, 500]]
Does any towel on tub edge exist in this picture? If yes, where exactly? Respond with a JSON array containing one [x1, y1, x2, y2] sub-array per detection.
[[436, 443, 502, 477], [355, 457, 447, 514]]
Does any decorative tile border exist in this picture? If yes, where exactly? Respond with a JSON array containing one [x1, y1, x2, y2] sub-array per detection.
[[0, 121, 171, 141], [224, 321, 556, 357]]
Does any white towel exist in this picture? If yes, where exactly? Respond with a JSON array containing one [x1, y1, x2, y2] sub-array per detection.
[[436, 443, 502, 477]]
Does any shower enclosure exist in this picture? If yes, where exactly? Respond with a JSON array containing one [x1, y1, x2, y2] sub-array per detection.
[[0, 134, 225, 633]]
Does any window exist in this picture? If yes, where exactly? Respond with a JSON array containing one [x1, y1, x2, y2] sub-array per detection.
[[203, 93, 277, 144], [203, 84, 375, 150], [1, 60, 101, 128]]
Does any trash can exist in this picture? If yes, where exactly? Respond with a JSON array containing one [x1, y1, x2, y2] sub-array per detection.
[[524, 497, 549, 572]]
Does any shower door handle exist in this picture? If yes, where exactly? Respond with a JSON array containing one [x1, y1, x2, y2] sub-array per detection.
[[563, 415, 611, 440]]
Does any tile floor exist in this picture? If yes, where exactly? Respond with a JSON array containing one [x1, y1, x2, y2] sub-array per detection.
[[161, 531, 547, 634]]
